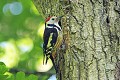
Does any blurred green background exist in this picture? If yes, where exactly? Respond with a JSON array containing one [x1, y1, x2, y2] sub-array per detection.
[[0, 0, 56, 80]]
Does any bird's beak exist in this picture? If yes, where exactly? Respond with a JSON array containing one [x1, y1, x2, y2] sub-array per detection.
[[58, 16, 64, 20], [56, 16, 64, 21]]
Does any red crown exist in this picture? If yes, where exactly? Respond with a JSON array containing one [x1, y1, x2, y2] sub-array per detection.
[[45, 17, 52, 22]]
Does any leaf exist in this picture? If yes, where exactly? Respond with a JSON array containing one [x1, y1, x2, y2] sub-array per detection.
[[27, 74, 38, 80], [16, 72, 25, 80], [0, 62, 5, 66], [6, 74, 15, 80], [0, 74, 8, 80], [0, 62, 8, 74]]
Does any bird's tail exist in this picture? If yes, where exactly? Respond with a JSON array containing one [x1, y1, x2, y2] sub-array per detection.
[[43, 47, 58, 72], [50, 54, 58, 73]]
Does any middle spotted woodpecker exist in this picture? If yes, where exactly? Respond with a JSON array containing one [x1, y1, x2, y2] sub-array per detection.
[[43, 16, 63, 70]]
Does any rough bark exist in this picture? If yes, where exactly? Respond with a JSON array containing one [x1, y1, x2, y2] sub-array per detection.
[[33, 0, 120, 80]]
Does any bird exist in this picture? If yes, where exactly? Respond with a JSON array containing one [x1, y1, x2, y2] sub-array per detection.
[[43, 16, 63, 69]]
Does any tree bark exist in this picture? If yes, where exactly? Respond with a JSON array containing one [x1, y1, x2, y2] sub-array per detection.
[[33, 0, 120, 80]]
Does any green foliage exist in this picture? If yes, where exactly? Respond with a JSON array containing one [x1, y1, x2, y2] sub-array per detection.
[[0, 62, 8, 74], [27, 74, 38, 80], [0, 62, 8, 80], [16, 72, 25, 80], [7, 74, 14, 80], [0, 62, 38, 80], [0, 0, 55, 79], [0, 75, 8, 80], [0, 0, 45, 71]]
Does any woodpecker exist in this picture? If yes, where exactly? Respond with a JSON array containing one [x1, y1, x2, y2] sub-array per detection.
[[43, 16, 63, 67]]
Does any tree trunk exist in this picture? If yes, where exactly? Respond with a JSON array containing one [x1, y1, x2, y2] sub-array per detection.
[[33, 0, 120, 80]]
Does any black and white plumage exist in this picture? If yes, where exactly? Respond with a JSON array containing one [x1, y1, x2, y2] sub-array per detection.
[[43, 16, 62, 66]]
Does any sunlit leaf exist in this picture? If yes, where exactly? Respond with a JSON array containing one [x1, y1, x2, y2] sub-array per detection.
[[6, 74, 14, 80], [27, 74, 38, 80], [16, 72, 25, 80], [0, 62, 8, 74]]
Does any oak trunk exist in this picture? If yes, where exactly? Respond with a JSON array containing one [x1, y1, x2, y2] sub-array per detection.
[[33, 0, 120, 80]]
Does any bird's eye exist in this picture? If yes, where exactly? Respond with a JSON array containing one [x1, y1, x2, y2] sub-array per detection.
[[52, 18, 54, 20]]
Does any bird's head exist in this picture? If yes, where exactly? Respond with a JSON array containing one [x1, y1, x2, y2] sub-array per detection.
[[45, 16, 63, 24]]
